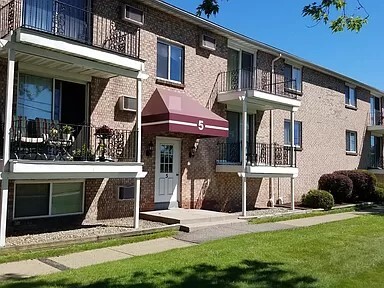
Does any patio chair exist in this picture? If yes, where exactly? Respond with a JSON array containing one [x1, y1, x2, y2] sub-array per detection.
[[11, 116, 45, 160]]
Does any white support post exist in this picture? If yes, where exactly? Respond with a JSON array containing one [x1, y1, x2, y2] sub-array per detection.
[[290, 110, 295, 210], [1, 49, 15, 247], [291, 178, 295, 211], [241, 96, 247, 217], [134, 78, 143, 229], [238, 50, 242, 91]]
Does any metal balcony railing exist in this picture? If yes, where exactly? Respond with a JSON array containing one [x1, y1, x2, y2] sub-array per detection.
[[0, 0, 140, 58], [217, 142, 296, 167], [369, 111, 383, 126], [8, 117, 137, 162], [217, 68, 299, 99]]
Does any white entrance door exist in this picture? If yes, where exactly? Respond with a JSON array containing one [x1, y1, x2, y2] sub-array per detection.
[[155, 138, 181, 207]]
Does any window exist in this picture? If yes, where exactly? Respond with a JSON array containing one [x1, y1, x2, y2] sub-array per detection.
[[157, 41, 184, 83], [118, 186, 135, 200], [284, 64, 302, 92], [345, 85, 357, 107], [18, 74, 53, 120], [122, 5, 144, 25], [284, 120, 302, 148], [346, 131, 357, 153], [14, 182, 84, 219]]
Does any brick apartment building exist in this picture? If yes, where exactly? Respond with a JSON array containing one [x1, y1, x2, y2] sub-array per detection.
[[0, 0, 382, 246]]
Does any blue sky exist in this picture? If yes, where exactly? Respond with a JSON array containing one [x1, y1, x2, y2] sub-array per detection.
[[165, 0, 384, 90]]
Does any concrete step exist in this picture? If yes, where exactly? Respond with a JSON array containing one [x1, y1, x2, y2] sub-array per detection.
[[140, 209, 239, 225], [180, 219, 247, 233]]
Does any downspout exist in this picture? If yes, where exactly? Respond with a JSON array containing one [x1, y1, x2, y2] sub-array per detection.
[[268, 54, 282, 207]]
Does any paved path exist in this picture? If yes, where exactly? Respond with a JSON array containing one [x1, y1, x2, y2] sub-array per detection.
[[0, 212, 361, 280]]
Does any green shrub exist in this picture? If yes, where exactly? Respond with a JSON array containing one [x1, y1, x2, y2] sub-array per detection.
[[372, 186, 384, 203], [334, 170, 375, 202], [302, 189, 335, 210], [318, 173, 353, 204]]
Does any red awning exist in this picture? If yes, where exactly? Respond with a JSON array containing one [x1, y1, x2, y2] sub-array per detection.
[[142, 88, 228, 137]]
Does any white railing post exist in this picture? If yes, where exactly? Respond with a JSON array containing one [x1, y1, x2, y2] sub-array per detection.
[[290, 110, 295, 210], [241, 95, 247, 217]]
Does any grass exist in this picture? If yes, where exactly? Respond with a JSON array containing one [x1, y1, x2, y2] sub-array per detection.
[[0, 230, 176, 265], [249, 207, 358, 224], [2, 214, 384, 287]]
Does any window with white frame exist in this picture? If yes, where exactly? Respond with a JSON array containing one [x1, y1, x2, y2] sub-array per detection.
[[345, 85, 357, 107], [284, 120, 302, 148], [284, 64, 302, 92], [346, 131, 357, 153], [157, 40, 184, 83], [14, 182, 84, 219]]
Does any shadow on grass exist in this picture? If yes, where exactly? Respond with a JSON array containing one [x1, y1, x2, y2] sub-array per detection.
[[1, 260, 318, 288]]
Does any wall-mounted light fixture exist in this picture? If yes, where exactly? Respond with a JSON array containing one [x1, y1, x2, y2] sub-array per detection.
[[146, 141, 154, 157], [189, 143, 198, 158]]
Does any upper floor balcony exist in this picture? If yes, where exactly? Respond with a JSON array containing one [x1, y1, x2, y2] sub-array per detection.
[[216, 68, 301, 112], [0, 0, 145, 79], [216, 142, 298, 178], [0, 0, 140, 58], [367, 111, 384, 134]]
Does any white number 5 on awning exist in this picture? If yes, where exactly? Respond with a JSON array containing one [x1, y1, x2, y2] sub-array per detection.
[[198, 120, 205, 131]]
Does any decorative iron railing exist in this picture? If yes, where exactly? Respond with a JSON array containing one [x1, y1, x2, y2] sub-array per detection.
[[9, 117, 137, 162], [217, 68, 299, 99], [217, 142, 296, 167], [0, 0, 140, 58], [369, 155, 383, 169]]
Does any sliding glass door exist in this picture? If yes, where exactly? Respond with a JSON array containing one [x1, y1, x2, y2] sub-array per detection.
[[22, 0, 89, 43]]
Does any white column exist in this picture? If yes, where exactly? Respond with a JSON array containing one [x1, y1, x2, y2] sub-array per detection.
[[134, 78, 143, 229], [290, 110, 295, 210], [1, 49, 15, 247], [241, 96, 247, 217]]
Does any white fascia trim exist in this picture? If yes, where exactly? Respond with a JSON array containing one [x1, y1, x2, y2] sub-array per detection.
[[9, 161, 145, 175], [142, 120, 229, 131], [16, 30, 143, 72], [247, 90, 301, 109], [284, 59, 303, 69]]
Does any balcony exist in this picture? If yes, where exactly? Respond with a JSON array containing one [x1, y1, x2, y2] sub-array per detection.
[[216, 142, 298, 177], [0, 0, 140, 58], [216, 68, 301, 112], [0, 0, 144, 79], [2, 118, 144, 180], [367, 111, 384, 134]]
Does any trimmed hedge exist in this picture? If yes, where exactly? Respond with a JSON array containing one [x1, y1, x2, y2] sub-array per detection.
[[373, 186, 384, 203], [302, 189, 334, 210], [318, 173, 353, 204], [334, 170, 376, 202]]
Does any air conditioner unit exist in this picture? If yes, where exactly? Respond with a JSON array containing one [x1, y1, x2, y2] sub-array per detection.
[[121, 4, 144, 26], [119, 96, 137, 112], [201, 34, 216, 51]]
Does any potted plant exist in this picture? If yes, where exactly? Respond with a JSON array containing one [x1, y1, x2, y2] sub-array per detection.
[[62, 125, 73, 141], [95, 125, 113, 139], [72, 144, 95, 161], [49, 127, 59, 140]]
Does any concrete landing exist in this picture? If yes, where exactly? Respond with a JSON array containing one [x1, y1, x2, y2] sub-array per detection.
[[140, 208, 238, 225]]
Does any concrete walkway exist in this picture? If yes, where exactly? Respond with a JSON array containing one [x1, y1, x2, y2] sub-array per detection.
[[0, 211, 361, 281]]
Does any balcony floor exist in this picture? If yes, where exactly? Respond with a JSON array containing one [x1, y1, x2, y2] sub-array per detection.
[[7, 160, 146, 180], [216, 163, 298, 178]]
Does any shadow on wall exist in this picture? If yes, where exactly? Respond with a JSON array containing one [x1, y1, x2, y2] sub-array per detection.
[[358, 130, 373, 170], [0, 260, 318, 287]]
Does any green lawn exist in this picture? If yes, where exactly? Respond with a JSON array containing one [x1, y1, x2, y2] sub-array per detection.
[[2, 214, 384, 288], [0, 230, 176, 265]]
